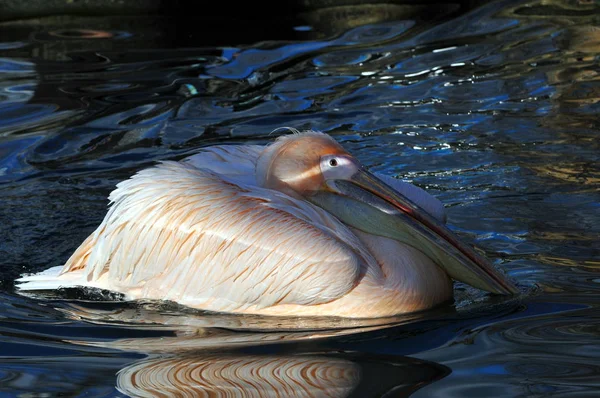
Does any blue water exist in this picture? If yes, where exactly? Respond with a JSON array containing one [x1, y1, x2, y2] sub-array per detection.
[[1, 0, 599, 396]]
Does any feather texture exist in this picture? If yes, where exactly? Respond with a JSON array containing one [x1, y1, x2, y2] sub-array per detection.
[[63, 160, 372, 312]]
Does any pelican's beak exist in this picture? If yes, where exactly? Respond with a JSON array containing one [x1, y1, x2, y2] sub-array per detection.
[[309, 168, 518, 295]]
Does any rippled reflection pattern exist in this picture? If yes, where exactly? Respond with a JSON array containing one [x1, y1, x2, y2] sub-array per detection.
[[117, 355, 360, 398], [1, 0, 600, 396], [112, 347, 450, 398]]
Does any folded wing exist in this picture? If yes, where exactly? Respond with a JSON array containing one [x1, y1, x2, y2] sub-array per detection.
[[58, 148, 368, 313]]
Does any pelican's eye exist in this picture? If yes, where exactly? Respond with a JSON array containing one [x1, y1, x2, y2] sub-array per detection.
[[320, 155, 358, 181]]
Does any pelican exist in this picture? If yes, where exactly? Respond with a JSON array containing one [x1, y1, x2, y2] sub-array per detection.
[[17, 131, 517, 318]]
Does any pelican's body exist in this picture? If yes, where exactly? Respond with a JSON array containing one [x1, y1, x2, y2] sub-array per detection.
[[18, 131, 516, 318]]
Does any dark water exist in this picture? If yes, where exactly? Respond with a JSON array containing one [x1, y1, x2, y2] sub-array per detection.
[[1, 0, 599, 396]]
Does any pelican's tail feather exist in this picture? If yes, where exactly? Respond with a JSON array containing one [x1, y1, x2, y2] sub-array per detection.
[[16, 266, 84, 291]]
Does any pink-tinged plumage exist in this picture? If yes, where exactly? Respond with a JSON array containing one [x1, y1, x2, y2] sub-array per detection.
[[18, 131, 515, 318]]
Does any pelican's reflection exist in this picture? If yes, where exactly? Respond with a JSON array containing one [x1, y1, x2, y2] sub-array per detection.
[[117, 354, 358, 398], [55, 300, 454, 396], [58, 299, 446, 352], [57, 302, 450, 397], [116, 352, 448, 398]]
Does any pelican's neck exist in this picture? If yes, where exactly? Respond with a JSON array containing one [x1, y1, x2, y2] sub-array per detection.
[[255, 141, 298, 198], [256, 142, 278, 190], [350, 228, 453, 313]]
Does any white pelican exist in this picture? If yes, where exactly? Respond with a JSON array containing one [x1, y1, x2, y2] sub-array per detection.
[[17, 131, 517, 318]]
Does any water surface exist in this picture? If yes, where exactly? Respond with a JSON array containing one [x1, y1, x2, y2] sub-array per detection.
[[1, 0, 599, 396]]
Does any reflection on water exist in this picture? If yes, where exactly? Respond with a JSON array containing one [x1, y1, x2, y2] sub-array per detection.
[[1, 0, 600, 396], [117, 355, 363, 398], [116, 353, 449, 398]]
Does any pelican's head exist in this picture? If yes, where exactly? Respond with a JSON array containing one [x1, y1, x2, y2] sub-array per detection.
[[257, 131, 517, 296], [256, 131, 357, 196]]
